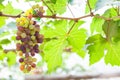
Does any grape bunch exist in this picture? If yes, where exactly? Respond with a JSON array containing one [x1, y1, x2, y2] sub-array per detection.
[[16, 4, 44, 73]]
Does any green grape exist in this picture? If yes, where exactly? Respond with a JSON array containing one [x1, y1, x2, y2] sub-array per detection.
[[31, 36, 36, 40], [29, 25, 34, 30], [21, 33, 27, 38]]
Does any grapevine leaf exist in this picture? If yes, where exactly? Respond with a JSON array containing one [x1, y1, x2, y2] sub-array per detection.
[[0, 4, 4, 11], [103, 8, 117, 18], [0, 17, 6, 28], [90, 14, 105, 34], [2, 2, 22, 15], [41, 20, 67, 38], [0, 0, 4, 4], [86, 34, 106, 65], [102, 20, 120, 42], [0, 51, 6, 60], [105, 42, 120, 65], [44, 39, 66, 72], [54, 0, 67, 14], [85, 0, 98, 13], [6, 51, 16, 66], [0, 39, 11, 44], [67, 21, 86, 57], [50, 0, 56, 4]]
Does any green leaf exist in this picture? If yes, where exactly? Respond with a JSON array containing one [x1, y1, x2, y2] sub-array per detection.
[[103, 8, 118, 18], [0, 0, 4, 4], [67, 21, 86, 57], [85, 0, 98, 13], [45, 0, 67, 14], [50, 0, 56, 4], [6, 51, 16, 66], [54, 0, 67, 14], [102, 20, 120, 42], [0, 4, 4, 11], [90, 14, 105, 34], [44, 39, 66, 72], [86, 34, 106, 65], [0, 32, 10, 38], [0, 17, 6, 28], [68, 28, 87, 57], [105, 42, 120, 65], [2, 2, 22, 15], [0, 51, 6, 60], [0, 39, 11, 44], [41, 20, 67, 38]]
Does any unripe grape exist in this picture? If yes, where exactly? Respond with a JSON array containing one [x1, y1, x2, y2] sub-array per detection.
[[21, 33, 27, 38], [32, 58, 37, 62], [31, 36, 36, 40], [29, 25, 34, 30]]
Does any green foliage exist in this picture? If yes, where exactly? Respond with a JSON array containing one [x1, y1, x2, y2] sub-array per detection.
[[102, 20, 120, 42], [67, 21, 87, 57], [105, 43, 120, 65], [86, 34, 106, 64], [0, 17, 6, 28], [6, 51, 16, 66], [85, 0, 98, 13], [103, 8, 118, 18], [0, 39, 11, 45], [90, 14, 105, 34], [1, 2, 22, 15], [45, 0, 67, 15], [44, 39, 67, 72]]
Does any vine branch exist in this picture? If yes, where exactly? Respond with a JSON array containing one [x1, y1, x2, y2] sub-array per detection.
[[67, 21, 77, 34]]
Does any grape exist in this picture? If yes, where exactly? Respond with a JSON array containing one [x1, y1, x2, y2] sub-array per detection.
[[20, 45, 26, 53], [21, 33, 27, 38], [33, 21, 36, 25], [29, 25, 34, 30], [20, 64, 25, 71], [34, 49, 39, 53], [17, 26, 24, 31], [16, 6, 44, 72], [31, 36, 36, 40], [25, 29, 30, 35], [33, 44, 38, 50], [32, 58, 37, 62], [31, 63, 36, 68], [19, 58, 24, 63], [16, 36, 21, 40], [16, 43, 21, 51], [27, 66, 31, 71], [17, 31, 22, 36], [37, 38, 43, 43], [34, 31, 39, 36], [19, 51, 23, 56], [25, 53, 29, 58], [31, 52, 35, 56]]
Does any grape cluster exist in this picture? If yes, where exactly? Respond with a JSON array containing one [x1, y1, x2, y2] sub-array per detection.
[[16, 4, 44, 73]]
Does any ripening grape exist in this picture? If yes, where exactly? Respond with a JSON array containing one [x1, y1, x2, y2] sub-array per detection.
[[20, 64, 25, 71], [31, 63, 36, 68], [16, 4, 44, 73], [19, 51, 23, 56]]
